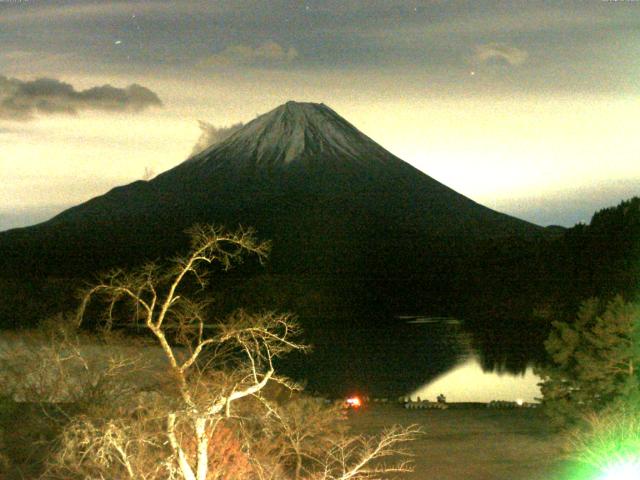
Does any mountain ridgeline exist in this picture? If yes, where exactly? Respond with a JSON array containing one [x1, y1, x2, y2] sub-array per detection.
[[1, 101, 542, 279]]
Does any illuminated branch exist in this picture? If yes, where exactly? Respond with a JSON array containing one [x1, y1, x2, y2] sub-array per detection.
[[48, 225, 417, 480]]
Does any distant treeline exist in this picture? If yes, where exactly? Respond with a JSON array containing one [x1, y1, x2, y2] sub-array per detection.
[[560, 196, 640, 302], [2, 197, 639, 327]]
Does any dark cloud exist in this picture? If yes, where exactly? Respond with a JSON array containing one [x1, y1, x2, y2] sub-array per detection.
[[191, 120, 244, 155], [1, 1, 637, 96], [200, 41, 298, 68], [0, 75, 162, 120]]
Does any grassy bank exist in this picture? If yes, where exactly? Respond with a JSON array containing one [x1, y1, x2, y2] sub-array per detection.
[[347, 403, 569, 480]]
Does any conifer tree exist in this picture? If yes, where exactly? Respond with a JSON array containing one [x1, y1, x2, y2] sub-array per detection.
[[536, 296, 640, 427]]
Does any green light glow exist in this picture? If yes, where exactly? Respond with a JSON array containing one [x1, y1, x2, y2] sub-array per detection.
[[600, 460, 640, 480], [562, 400, 640, 480], [561, 457, 640, 480]]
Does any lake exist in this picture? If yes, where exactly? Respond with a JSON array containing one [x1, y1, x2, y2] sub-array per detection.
[[403, 316, 542, 403], [286, 313, 545, 400]]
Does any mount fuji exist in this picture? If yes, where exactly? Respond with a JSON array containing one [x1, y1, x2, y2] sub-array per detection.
[[1, 101, 542, 277]]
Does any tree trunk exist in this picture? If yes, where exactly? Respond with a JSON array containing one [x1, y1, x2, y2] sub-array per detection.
[[196, 417, 209, 480], [168, 413, 197, 480], [294, 445, 303, 480]]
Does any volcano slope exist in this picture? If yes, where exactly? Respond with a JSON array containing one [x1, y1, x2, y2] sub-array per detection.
[[1, 101, 541, 276]]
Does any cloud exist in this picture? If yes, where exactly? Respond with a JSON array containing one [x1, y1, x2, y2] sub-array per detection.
[[473, 43, 528, 67], [0, 75, 163, 121], [0, 1, 175, 24], [201, 41, 298, 67], [191, 120, 244, 155]]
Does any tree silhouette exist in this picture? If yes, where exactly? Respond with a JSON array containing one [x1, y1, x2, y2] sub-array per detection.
[[536, 296, 640, 427]]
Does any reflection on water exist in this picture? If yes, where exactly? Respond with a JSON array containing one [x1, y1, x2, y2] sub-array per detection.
[[408, 355, 542, 403], [399, 316, 461, 325], [403, 316, 542, 403], [283, 313, 467, 397], [283, 312, 545, 398]]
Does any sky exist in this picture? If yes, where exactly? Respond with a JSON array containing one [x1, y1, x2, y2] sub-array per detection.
[[1, 0, 639, 231]]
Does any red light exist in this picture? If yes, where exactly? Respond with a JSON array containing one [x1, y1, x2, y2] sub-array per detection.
[[346, 396, 361, 408]]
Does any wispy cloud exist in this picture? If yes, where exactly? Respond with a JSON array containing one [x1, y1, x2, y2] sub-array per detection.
[[473, 43, 528, 67], [201, 41, 298, 67], [0, 75, 162, 121], [191, 120, 244, 155], [0, 1, 174, 24]]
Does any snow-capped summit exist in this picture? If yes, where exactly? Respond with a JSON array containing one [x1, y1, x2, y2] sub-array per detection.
[[185, 101, 396, 171]]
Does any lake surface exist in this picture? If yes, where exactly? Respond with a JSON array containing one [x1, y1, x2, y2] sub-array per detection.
[[408, 355, 541, 403], [286, 313, 545, 399], [403, 316, 542, 403]]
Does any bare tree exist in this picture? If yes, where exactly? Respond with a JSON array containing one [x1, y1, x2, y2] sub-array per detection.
[[73, 225, 302, 480], [142, 166, 156, 180], [40, 225, 420, 480]]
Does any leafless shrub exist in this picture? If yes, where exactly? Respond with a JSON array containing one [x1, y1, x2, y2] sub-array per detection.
[[312, 424, 422, 480], [0, 314, 155, 405]]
